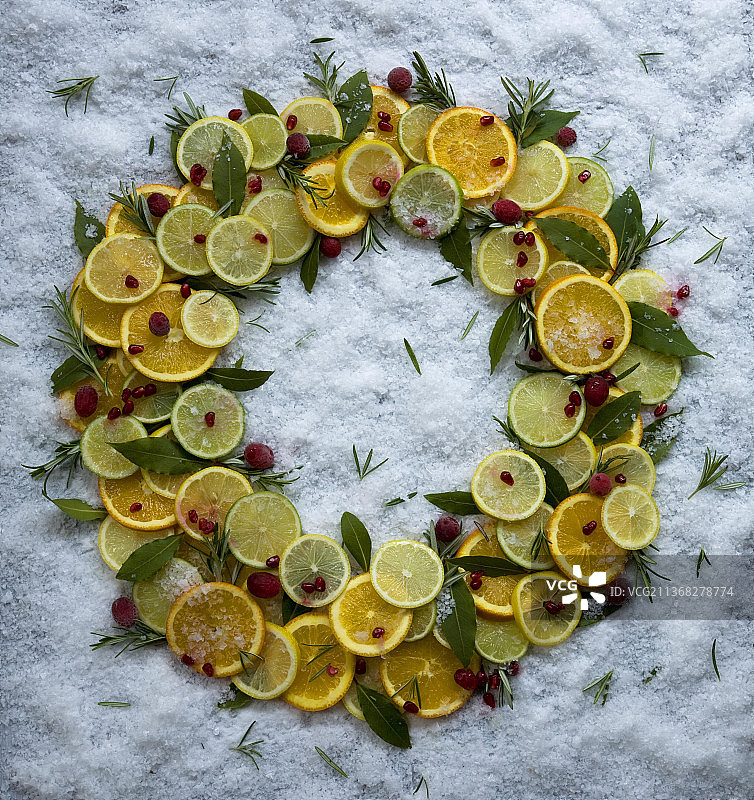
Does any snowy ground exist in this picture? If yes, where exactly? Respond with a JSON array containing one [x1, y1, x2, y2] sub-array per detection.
[[2, 0, 753, 798]]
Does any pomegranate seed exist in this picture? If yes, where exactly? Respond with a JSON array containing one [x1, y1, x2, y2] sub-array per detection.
[[476, 671, 487, 687], [490, 156, 506, 167], [372, 175, 384, 190], [204, 411, 215, 427], [435, 516, 461, 542], [314, 576, 326, 592], [326, 665, 339, 677], [246, 572, 281, 599], [514, 279, 526, 295], [107, 407, 121, 421], [198, 518, 214, 533], [569, 390, 582, 406], [371, 627, 385, 639], [522, 278, 536, 288], [193, 233, 206, 244], [129, 502, 142, 513], [147, 193, 170, 217], [582, 520, 597, 535], [320, 236, 342, 258], [190, 163, 207, 186], [470, 577, 482, 590], [143, 383, 157, 397], [403, 701, 419, 714], [74, 386, 98, 417], [482, 692, 496, 709], [377, 120, 393, 132], [667, 306, 679, 318], [529, 348, 543, 362], [355, 658, 367, 675], [513, 231, 526, 245], [578, 170, 591, 183], [254, 233, 268, 244], [121, 388, 132, 402], [149, 311, 170, 337], [524, 232, 536, 247], [128, 344, 144, 355], [584, 376, 609, 406], [605, 575, 632, 607], [301, 582, 316, 594], [377, 110, 391, 122], [286, 133, 310, 159], [602, 336, 615, 349], [247, 176, 262, 194], [202, 663, 214, 677], [677, 284, 690, 299], [516, 251, 528, 268], [543, 600, 562, 615], [188, 509, 199, 524], [131, 386, 145, 399], [602, 371, 617, 386], [480, 115, 494, 126], [564, 403, 576, 418], [286, 114, 297, 130], [590, 473, 613, 497], [615, 473, 627, 484], [124, 275, 139, 289], [265, 555, 280, 568], [180, 283, 191, 299], [412, 217, 428, 227], [471, 571, 485, 580], [228, 108, 242, 121], [654, 403, 668, 417], [488, 673, 501, 690], [500, 471, 514, 486], [244, 442, 274, 470], [112, 597, 139, 627], [453, 668, 479, 691], [379, 181, 391, 197], [524, 210, 535, 218], [181, 654, 195, 666], [504, 660, 520, 677], [556, 126, 577, 147], [387, 67, 413, 93], [122, 400, 134, 416]]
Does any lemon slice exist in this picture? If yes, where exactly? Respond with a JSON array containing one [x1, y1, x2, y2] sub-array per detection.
[[97, 516, 172, 570], [174, 466, 251, 540], [342, 657, 382, 719], [471, 450, 546, 521], [354, 86, 411, 166], [205, 215, 272, 286], [474, 616, 529, 664], [280, 534, 351, 608], [404, 600, 437, 642], [233, 622, 300, 700], [98, 473, 176, 531], [614, 269, 672, 310], [496, 503, 556, 570], [294, 161, 369, 237], [141, 424, 192, 500], [611, 342, 681, 405], [242, 113, 287, 170], [80, 415, 147, 479], [433, 623, 452, 649], [531, 260, 589, 306], [85, 234, 164, 304], [528, 432, 598, 492], [389, 164, 463, 239], [243, 189, 315, 264], [174, 182, 219, 210], [502, 141, 570, 210], [335, 140, 405, 208], [508, 373, 586, 447], [71, 270, 126, 347], [280, 97, 343, 138], [122, 373, 181, 425], [600, 443, 656, 493], [397, 103, 439, 163], [477, 226, 548, 296], [581, 386, 643, 447], [551, 157, 614, 218], [171, 383, 244, 459], [132, 557, 203, 634], [155, 204, 215, 276], [176, 117, 253, 190], [225, 491, 302, 567], [179, 291, 239, 348], [511, 571, 581, 646], [370, 540, 444, 609], [601, 485, 660, 549]]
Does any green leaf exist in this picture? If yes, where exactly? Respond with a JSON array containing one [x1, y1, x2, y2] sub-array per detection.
[[604, 186, 644, 253], [282, 593, 308, 624], [212, 133, 247, 217], [205, 367, 274, 392], [170, 130, 182, 181], [340, 512, 372, 572], [521, 109, 579, 148], [305, 134, 345, 161], [577, 602, 624, 627], [110, 437, 205, 474], [534, 217, 612, 271], [586, 391, 642, 445], [519, 448, 570, 506], [115, 534, 181, 582], [49, 497, 107, 521], [356, 684, 411, 749], [300, 235, 321, 293], [489, 302, 518, 375], [424, 491, 481, 516], [441, 580, 476, 667], [445, 555, 526, 577], [242, 88, 277, 117], [0, 333, 19, 347], [73, 200, 105, 258], [439, 223, 473, 285], [627, 302, 713, 358], [310, 37, 334, 43], [642, 409, 684, 464], [335, 71, 372, 143], [217, 685, 254, 709], [403, 338, 421, 375], [50, 353, 91, 394]]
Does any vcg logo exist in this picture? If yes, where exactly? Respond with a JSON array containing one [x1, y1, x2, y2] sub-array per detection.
[[546, 566, 607, 610]]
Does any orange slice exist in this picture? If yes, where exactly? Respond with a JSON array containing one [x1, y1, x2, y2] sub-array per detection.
[[174, 466, 251, 540], [354, 85, 411, 167], [294, 161, 369, 237], [581, 386, 643, 446], [58, 355, 132, 433], [105, 184, 179, 237], [174, 182, 219, 211], [98, 472, 176, 531]]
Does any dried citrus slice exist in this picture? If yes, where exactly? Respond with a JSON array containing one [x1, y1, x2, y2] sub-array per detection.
[[242, 113, 287, 170], [535, 274, 632, 374], [370, 540, 444, 609], [528, 432, 598, 492], [397, 103, 439, 163], [502, 141, 570, 210], [380, 635, 480, 718], [85, 233, 164, 304], [531, 260, 589, 306], [225, 491, 302, 567], [496, 503, 556, 571], [71, 270, 126, 348], [97, 516, 172, 570], [601, 485, 659, 549], [550, 157, 613, 218], [611, 342, 681, 405], [426, 107, 517, 198], [471, 450, 546, 521], [335, 140, 404, 208], [141, 424, 193, 500], [354, 86, 411, 166], [58, 355, 131, 433], [174, 182, 219, 211], [279, 534, 351, 608], [176, 117, 253, 190], [122, 373, 180, 425], [174, 466, 251, 540], [547, 493, 628, 585], [120, 284, 220, 382], [98, 473, 177, 531], [329, 574, 413, 656], [508, 373, 585, 447], [280, 97, 343, 138], [154, 204, 215, 277], [474, 616, 529, 664], [243, 188, 315, 264], [389, 164, 463, 239], [511, 571, 581, 646], [132, 557, 203, 634], [283, 612, 355, 711], [166, 581, 265, 676], [105, 184, 179, 236], [614, 269, 672, 310], [600, 443, 656, 493], [170, 383, 244, 459], [80, 415, 147, 479], [295, 161, 369, 237], [205, 215, 272, 286], [477, 225, 548, 296], [233, 622, 300, 700], [404, 600, 437, 642], [581, 386, 643, 446], [342, 657, 382, 719]]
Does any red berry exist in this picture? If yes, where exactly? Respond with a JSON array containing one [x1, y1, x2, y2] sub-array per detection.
[[254, 233, 268, 245], [654, 403, 668, 417], [128, 344, 144, 355], [204, 411, 215, 428], [320, 236, 342, 258], [513, 230, 526, 246], [582, 520, 597, 535], [202, 663, 214, 677], [379, 180, 391, 197], [412, 217, 427, 227], [326, 665, 339, 677], [377, 111, 391, 122], [301, 582, 316, 594], [74, 385, 98, 417], [131, 386, 145, 399], [488, 673, 501, 690], [193, 233, 206, 244], [143, 383, 157, 397], [121, 388, 132, 402], [180, 283, 192, 298], [490, 156, 506, 167], [569, 390, 582, 406], [471, 571, 485, 580], [480, 115, 494, 126], [667, 306, 679, 318], [371, 627, 385, 639], [378, 120, 394, 132], [470, 577, 482, 590], [453, 668, 478, 691], [590, 473, 612, 497], [602, 336, 614, 349], [246, 572, 281, 599], [584, 375, 609, 406], [614, 473, 627, 484], [543, 600, 562, 615], [602, 371, 616, 386], [129, 501, 142, 513], [265, 555, 280, 568], [314, 576, 326, 592], [556, 126, 577, 147], [504, 660, 520, 677], [287, 133, 310, 159], [228, 108, 243, 121], [387, 67, 412, 93], [247, 176, 263, 194], [524, 232, 536, 247], [95, 345, 110, 360], [149, 311, 170, 336], [529, 348, 543, 362], [514, 279, 526, 295], [355, 658, 367, 675], [286, 114, 297, 131], [244, 442, 274, 470], [435, 516, 461, 543], [122, 400, 134, 416], [482, 692, 496, 709], [111, 597, 139, 627], [190, 163, 207, 186], [124, 275, 139, 289], [403, 701, 419, 714], [188, 509, 199, 524], [516, 251, 528, 268], [146, 192, 170, 217], [181, 654, 195, 666], [372, 175, 384, 190], [677, 284, 690, 299], [564, 403, 576, 418], [107, 407, 121, 421], [500, 471, 514, 486], [578, 170, 591, 183], [198, 518, 214, 533], [605, 574, 632, 607], [492, 199, 521, 225], [522, 278, 536, 288]]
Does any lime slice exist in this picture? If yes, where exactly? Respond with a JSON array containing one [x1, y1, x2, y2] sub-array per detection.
[[502, 141, 570, 211], [206, 215, 272, 286], [477, 226, 548, 296], [614, 269, 672, 310], [508, 373, 586, 448], [180, 291, 239, 348], [243, 189, 315, 264], [404, 600, 437, 642], [528, 432, 597, 492], [123, 373, 181, 425], [155, 204, 215, 277], [80, 415, 147, 479], [242, 113, 287, 170], [612, 342, 681, 404], [432, 623, 451, 649], [174, 466, 251, 540], [512, 571, 581, 646], [496, 503, 555, 570], [141, 425, 193, 500], [531, 260, 589, 306], [397, 104, 439, 163], [233, 622, 300, 700], [335, 140, 404, 208], [600, 443, 655, 493], [98, 516, 171, 570], [170, 383, 244, 459], [471, 450, 546, 521], [176, 117, 253, 190], [279, 534, 351, 608], [370, 540, 444, 609], [342, 657, 382, 719], [601, 485, 659, 549], [390, 164, 463, 239], [552, 157, 614, 218], [132, 557, 203, 634], [225, 492, 302, 567], [474, 616, 529, 664]]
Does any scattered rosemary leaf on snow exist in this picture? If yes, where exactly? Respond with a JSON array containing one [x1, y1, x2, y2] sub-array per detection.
[[694, 226, 726, 265], [229, 721, 264, 769], [0, 333, 19, 347], [696, 547, 711, 578], [711, 639, 721, 681], [315, 747, 347, 777], [688, 448, 744, 498], [154, 75, 178, 98], [404, 338, 421, 374], [98, 701, 131, 707], [637, 52, 664, 73], [582, 668, 613, 705], [352, 445, 388, 481], [47, 75, 98, 115], [460, 311, 479, 341]]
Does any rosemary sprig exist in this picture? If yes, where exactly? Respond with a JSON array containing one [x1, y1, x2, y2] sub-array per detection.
[[466, 205, 504, 237], [413, 775, 430, 798], [354, 214, 389, 261], [186, 274, 281, 304], [649, 134, 656, 171], [497, 668, 514, 710], [301, 641, 338, 666], [517, 294, 537, 351], [500, 77, 554, 145], [711, 639, 721, 681], [309, 661, 334, 682], [460, 311, 479, 340], [0, 333, 19, 347], [295, 330, 316, 347], [24, 439, 82, 493], [304, 51, 344, 103], [108, 181, 156, 236], [529, 523, 550, 561], [688, 448, 744, 498], [245, 311, 270, 333], [204, 523, 233, 581], [165, 92, 207, 136], [98, 701, 130, 707], [632, 545, 670, 601], [583, 668, 613, 705], [642, 666, 662, 685], [696, 547, 711, 578], [637, 52, 664, 73], [315, 747, 348, 778], [384, 491, 417, 507], [229, 722, 264, 769], [47, 76, 98, 116], [391, 674, 422, 709], [277, 158, 333, 208], [90, 621, 166, 657], [609, 215, 671, 282], [219, 458, 302, 493], [411, 52, 456, 110], [694, 226, 727, 265], [592, 139, 611, 162], [352, 445, 388, 481], [154, 75, 179, 99], [239, 649, 264, 679]]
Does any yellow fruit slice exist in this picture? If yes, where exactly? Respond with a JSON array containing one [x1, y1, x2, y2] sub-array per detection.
[[71, 270, 125, 347], [179, 290, 239, 348], [471, 450, 546, 521], [511, 571, 581, 646], [370, 540, 444, 609], [174, 183, 219, 211], [105, 184, 179, 236], [614, 269, 672, 309], [397, 103, 439, 163], [176, 117, 253, 190], [132, 557, 203, 634], [205, 215, 272, 286], [280, 97, 343, 138], [225, 491, 302, 567], [404, 600, 437, 642], [495, 504, 556, 571], [329, 574, 413, 656], [99, 473, 176, 531], [601, 485, 660, 549], [166, 581, 265, 676], [342, 657, 382, 720], [335, 140, 404, 208], [80, 414, 147, 479], [241, 113, 287, 170], [612, 342, 682, 405], [502, 141, 570, 210], [474, 616, 529, 664], [243, 188, 315, 265], [120, 284, 220, 382], [476, 225, 548, 296], [174, 466, 251, 540], [58, 355, 131, 433], [550, 158, 614, 218], [141, 424, 193, 500], [528, 432, 598, 492], [85, 234, 164, 304], [98, 516, 173, 570], [295, 161, 369, 237], [233, 622, 300, 699], [426, 107, 517, 198], [531, 260, 589, 307], [380, 635, 480, 718], [581, 386, 644, 446], [535, 274, 632, 374], [279, 534, 351, 608], [548, 493, 628, 585], [600, 443, 656, 493], [354, 86, 411, 166], [283, 612, 356, 711]]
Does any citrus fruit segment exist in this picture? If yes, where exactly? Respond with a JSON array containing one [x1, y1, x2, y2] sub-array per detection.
[[502, 140, 570, 210], [205, 215, 272, 286], [329, 574, 413, 656], [97, 516, 172, 570], [155, 204, 215, 277], [105, 184, 179, 236], [283, 612, 356, 711], [59, 356, 131, 433], [233, 622, 300, 700], [120, 284, 220, 382], [294, 161, 369, 237], [335, 140, 404, 208], [280, 534, 351, 608], [176, 117, 253, 190], [477, 226, 548, 296], [71, 270, 125, 347], [471, 450, 546, 521], [380, 635, 480, 718], [474, 616, 529, 664], [426, 107, 517, 198], [601, 485, 659, 549], [84, 234, 164, 304], [141, 424, 193, 499], [612, 342, 681, 405], [614, 269, 672, 310], [508, 373, 586, 447], [496, 503, 556, 571], [511, 571, 582, 646], [404, 600, 437, 642], [581, 386, 643, 447], [280, 97, 343, 138], [242, 113, 287, 170], [528, 432, 598, 492], [550, 157, 614, 218], [179, 291, 239, 348], [225, 491, 302, 567], [397, 103, 439, 163], [99, 473, 177, 531], [370, 540, 444, 609], [547, 493, 628, 585], [170, 382, 244, 459], [122, 373, 181, 425], [80, 415, 147, 479], [174, 466, 251, 540], [166, 581, 265, 676], [342, 657, 382, 719], [132, 557, 203, 634], [531, 260, 589, 306], [535, 274, 632, 374], [243, 188, 315, 264], [355, 86, 410, 166], [389, 164, 463, 239], [174, 182, 219, 210], [600, 443, 655, 493]]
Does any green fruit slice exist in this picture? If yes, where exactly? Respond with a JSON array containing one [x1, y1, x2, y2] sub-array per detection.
[[403, 600, 437, 642], [496, 503, 555, 570], [132, 557, 203, 634], [612, 342, 681, 405], [80, 415, 147, 479], [508, 373, 586, 448], [474, 616, 529, 664], [279, 534, 351, 608], [397, 104, 439, 164], [155, 204, 215, 276], [123, 373, 181, 424], [141, 425, 193, 500], [551, 157, 614, 218], [242, 113, 287, 170], [226, 491, 302, 567], [243, 189, 315, 264], [205, 215, 272, 286], [170, 383, 244, 459], [389, 164, 463, 239]]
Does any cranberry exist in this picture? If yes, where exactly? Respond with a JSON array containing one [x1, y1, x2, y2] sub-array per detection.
[[188, 509, 199, 524], [198, 518, 214, 533], [578, 170, 591, 183], [584, 375, 609, 406], [372, 627, 385, 639], [320, 236, 342, 258], [286, 114, 297, 131], [193, 233, 206, 244], [95, 345, 110, 360], [500, 471, 514, 486], [453, 668, 478, 691], [488, 673, 501, 690], [412, 217, 427, 227], [377, 120, 394, 132], [514, 279, 526, 295], [556, 126, 577, 147], [129, 501, 142, 513], [480, 115, 494, 126], [524, 232, 536, 247], [654, 403, 668, 417], [122, 400, 134, 416], [490, 156, 506, 167], [254, 233, 268, 245], [181, 654, 195, 666], [387, 66, 413, 93], [180, 283, 191, 299], [124, 275, 139, 289], [470, 577, 482, 590], [435, 516, 461, 543], [355, 658, 367, 675], [516, 251, 528, 268], [107, 407, 121, 421], [111, 597, 139, 628], [504, 661, 520, 677], [149, 312, 170, 337], [513, 230, 526, 246], [146, 192, 170, 217], [265, 555, 280, 569], [677, 284, 690, 299], [228, 108, 243, 121], [190, 163, 207, 186], [529, 348, 543, 362], [569, 390, 582, 406], [602, 336, 614, 349], [564, 403, 576, 418], [247, 176, 263, 194], [582, 520, 598, 535], [202, 663, 214, 677], [246, 572, 281, 599], [403, 701, 419, 714], [301, 582, 316, 594], [204, 411, 215, 427], [143, 383, 157, 397], [287, 133, 310, 159], [314, 576, 326, 592], [605, 574, 632, 606], [614, 473, 627, 485], [128, 344, 144, 355], [590, 473, 613, 497], [326, 665, 339, 677], [244, 442, 275, 470], [74, 385, 98, 417], [482, 692, 496, 709], [667, 306, 679, 318], [131, 386, 145, 399], [543, 600, 562, 615]]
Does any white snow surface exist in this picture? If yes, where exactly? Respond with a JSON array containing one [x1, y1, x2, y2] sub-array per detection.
[[2, 1, 753, 798]]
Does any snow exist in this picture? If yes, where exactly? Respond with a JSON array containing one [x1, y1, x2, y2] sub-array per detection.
[[2, 0, 754, 798]]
